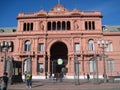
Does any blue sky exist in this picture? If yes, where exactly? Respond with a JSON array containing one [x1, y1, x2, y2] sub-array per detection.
[[0, 0, 120, 27]]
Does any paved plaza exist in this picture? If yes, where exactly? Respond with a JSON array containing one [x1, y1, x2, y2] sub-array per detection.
[[7, 79, 120, 90]]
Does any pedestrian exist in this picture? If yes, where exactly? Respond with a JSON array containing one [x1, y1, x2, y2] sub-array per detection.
[[87, 73, 90, 80], [45, 72, 47, 79], [25, 72, 32, 88], [24, 71, 27, 82], [54, 73, 58, 82], [0, 72, 9, 90], [60, 72, 63, 82]]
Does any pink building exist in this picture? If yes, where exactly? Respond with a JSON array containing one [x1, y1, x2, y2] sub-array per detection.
[[0, 4, 120, 79]]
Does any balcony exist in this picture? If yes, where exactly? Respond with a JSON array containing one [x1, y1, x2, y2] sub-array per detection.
[[82, 50, 100, 55]]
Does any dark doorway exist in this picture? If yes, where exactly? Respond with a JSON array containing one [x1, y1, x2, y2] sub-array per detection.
[[50, 42, 68, 74], [12, 61, 23, 83]]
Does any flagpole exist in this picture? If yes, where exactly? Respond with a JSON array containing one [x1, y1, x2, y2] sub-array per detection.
[[58, 0, 60, 4]]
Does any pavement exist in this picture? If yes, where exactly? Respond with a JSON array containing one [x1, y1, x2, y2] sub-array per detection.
[[7, 79, 120, 90]]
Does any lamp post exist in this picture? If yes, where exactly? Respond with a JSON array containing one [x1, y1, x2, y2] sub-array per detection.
[[93, 54, 99, 84], [97, 39, 109, 83], [0, 41, 13, 84], [74, 55, 80, 85], [27, 55, 32, 74], [0, 41, 12, 72]]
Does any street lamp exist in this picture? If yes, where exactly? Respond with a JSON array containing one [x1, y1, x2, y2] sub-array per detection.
[[97, 39, 109, 83], [0, 41, 12, 72], [74, 55, 80, 85], [0, 41, 13, 84], [26, 55, 32, 74], [92, 54, 99, 84]]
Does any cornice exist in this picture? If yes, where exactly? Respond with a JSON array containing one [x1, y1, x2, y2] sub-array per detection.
[[17, 4, 102, 19]]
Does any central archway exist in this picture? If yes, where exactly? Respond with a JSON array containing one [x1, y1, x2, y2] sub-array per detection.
[[50, 41, 68, 74]]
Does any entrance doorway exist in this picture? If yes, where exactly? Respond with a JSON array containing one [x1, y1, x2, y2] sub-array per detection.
[[50, 42, 68, 74], [12, 61, 22, 83]]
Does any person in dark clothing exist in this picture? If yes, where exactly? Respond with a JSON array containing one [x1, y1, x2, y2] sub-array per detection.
[[1, 72, 9, 90], [60, 72, 63, 82], [87, 73, 90, 80]]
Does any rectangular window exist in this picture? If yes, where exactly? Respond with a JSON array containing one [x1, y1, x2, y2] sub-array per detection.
[[74, 43, 80, 52], [85, 21, 88, 30], [107, 60, 114, 72], [92, 21, 95, 30], [37, 63, 44, 72], [106, 43, 113, 52], [88, 43, 94, 51], [109, 43, 113, 51], [25, 44, 30, 52], [90, 60, 96, 73], [38, 43, 44, 51]]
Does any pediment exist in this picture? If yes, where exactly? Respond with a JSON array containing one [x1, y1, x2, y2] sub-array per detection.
[[72, 8, 79, 13], [35, 10, 47, 16], [49, 4, 69, 13], [70, 9, 81, 16]]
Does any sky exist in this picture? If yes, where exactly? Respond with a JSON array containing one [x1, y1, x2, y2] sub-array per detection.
[[0, 0, 120, 27]]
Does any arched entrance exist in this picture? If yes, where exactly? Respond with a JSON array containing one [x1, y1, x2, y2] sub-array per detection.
[[50, 41, 68, 74]]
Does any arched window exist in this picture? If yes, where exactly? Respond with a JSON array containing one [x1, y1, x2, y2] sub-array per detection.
[[57, 21, 61, 30], [24, 40, 30, 52], [30, 23, 33, 31], [85, 21, 88, 30], [47, 22, 51, 30], [92, 21, 95, 30], [24, 57, 32, 73], [47, 21, 71, 31], [27, 23, 30, 31], [89, 21, 91, 30], [23, 23, 26, 31], [62, 21, 65, 30], [67, 21, 71, 30], [88, 40, 94, 51], [52, 22, 56, 30]]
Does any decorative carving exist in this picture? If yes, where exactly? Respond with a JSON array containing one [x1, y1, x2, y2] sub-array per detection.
[[74, 38, 80, 41], [72, 8, 79, 13], [74, 20, 79, 30], [40, 21, 44, 31], [49, 4, 68, 13], [35, 10, 47, 16], [38, 39, 44, 42], [64, 38, 72, 45], [47, 39, 53, 46]]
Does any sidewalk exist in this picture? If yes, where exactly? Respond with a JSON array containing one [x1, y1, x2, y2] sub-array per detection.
[[8, 79, 120, 90]]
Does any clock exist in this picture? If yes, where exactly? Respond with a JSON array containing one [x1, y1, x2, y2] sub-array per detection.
[[57, 8, 61, 11]]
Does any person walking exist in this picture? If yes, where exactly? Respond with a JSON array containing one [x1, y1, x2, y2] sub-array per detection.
[[87, 73, 90, 80], [1, 72, 9, 90], [60, 72, 63, 82], [25, 72, 32, 88]]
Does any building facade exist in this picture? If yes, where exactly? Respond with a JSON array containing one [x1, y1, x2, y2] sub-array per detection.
[[0, 4, 120, 79]]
